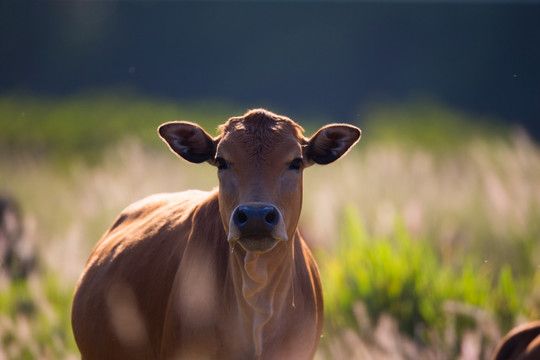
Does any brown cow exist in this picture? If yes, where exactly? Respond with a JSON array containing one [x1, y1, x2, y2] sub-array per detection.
[[492, 321, 540, 360], [71, 109, 361, 359]]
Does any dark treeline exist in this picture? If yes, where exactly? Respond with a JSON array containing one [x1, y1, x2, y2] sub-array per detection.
[[1, 2, 539, 137]]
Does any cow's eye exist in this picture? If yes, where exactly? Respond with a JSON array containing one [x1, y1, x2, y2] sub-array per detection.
[[288, 158, 304, 170], [215, 157, 228, 170]]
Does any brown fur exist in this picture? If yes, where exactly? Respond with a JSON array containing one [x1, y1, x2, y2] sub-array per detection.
[[218, 109, 305, 161], [492, 321, 540, 360], [72, 109, 360, 359]]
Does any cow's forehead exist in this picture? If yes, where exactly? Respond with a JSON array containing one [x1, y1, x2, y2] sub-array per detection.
[[219, 109, 305, 141], [217, 109, 306, 159]]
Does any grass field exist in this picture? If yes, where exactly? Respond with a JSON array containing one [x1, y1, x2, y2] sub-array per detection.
[[1, 93, 539, 359]]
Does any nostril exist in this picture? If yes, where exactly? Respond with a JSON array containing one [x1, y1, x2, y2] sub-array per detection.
[[233, 205, 280, 231], [264, 208, 278, 226], [234, 209, 248, 227]]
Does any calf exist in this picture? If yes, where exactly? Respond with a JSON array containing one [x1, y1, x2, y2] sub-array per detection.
[[72, 109, 361, 359]]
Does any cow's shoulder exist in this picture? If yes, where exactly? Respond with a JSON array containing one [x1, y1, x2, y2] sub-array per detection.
[[84, 189, 217, 271], [116, 190, 213, 230], [73, 190, 221, 352], [72, 190, 219, 359]]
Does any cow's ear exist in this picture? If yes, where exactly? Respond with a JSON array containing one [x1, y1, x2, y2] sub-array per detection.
[[305, 124, 361, 165], [158, 121, 216, 163]]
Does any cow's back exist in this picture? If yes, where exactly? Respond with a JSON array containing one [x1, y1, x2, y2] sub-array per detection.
[[72, 190, 216, 360]]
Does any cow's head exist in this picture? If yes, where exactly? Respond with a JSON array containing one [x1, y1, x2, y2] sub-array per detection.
[[159, 109, 360, 254]]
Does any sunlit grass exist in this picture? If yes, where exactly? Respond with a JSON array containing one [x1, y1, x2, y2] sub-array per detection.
[[317, 208, 531, 359], [0, 90, 240, 165], [359, 100, 510, 152], [304, 129, 540, 358], [303, 132, 540, 278], [0, 273, 77, 360]]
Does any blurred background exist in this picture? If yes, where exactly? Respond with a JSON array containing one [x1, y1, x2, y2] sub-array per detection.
[[1, 1, 539, 359]]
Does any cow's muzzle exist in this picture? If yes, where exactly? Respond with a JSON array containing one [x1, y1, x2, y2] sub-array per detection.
[[228, 203, 288, 253]]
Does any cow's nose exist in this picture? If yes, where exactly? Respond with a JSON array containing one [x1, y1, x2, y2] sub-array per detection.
[[233, 205, 280, 231], [228, 203, 288, 252]]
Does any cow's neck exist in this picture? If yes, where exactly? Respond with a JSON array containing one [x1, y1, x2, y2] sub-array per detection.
[[229, 238, 295, 357]]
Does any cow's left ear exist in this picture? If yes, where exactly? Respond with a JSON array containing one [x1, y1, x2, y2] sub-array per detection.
[[305, 124, 361, 165], [158, 121, 216, 163]]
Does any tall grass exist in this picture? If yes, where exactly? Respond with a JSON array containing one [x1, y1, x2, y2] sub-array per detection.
[[1, 94, 539, 359], [317, 209, 530, 359], [304, 132, 540, 278], [0, 273, 77, 360], [0, 90, 239, 165], [304, 129, 540, 359]]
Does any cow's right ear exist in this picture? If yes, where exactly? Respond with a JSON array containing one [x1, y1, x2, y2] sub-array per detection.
[[158, 121, 216, 164]]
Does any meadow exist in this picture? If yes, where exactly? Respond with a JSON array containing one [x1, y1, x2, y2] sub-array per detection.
[[1, 93, 539, 359]]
